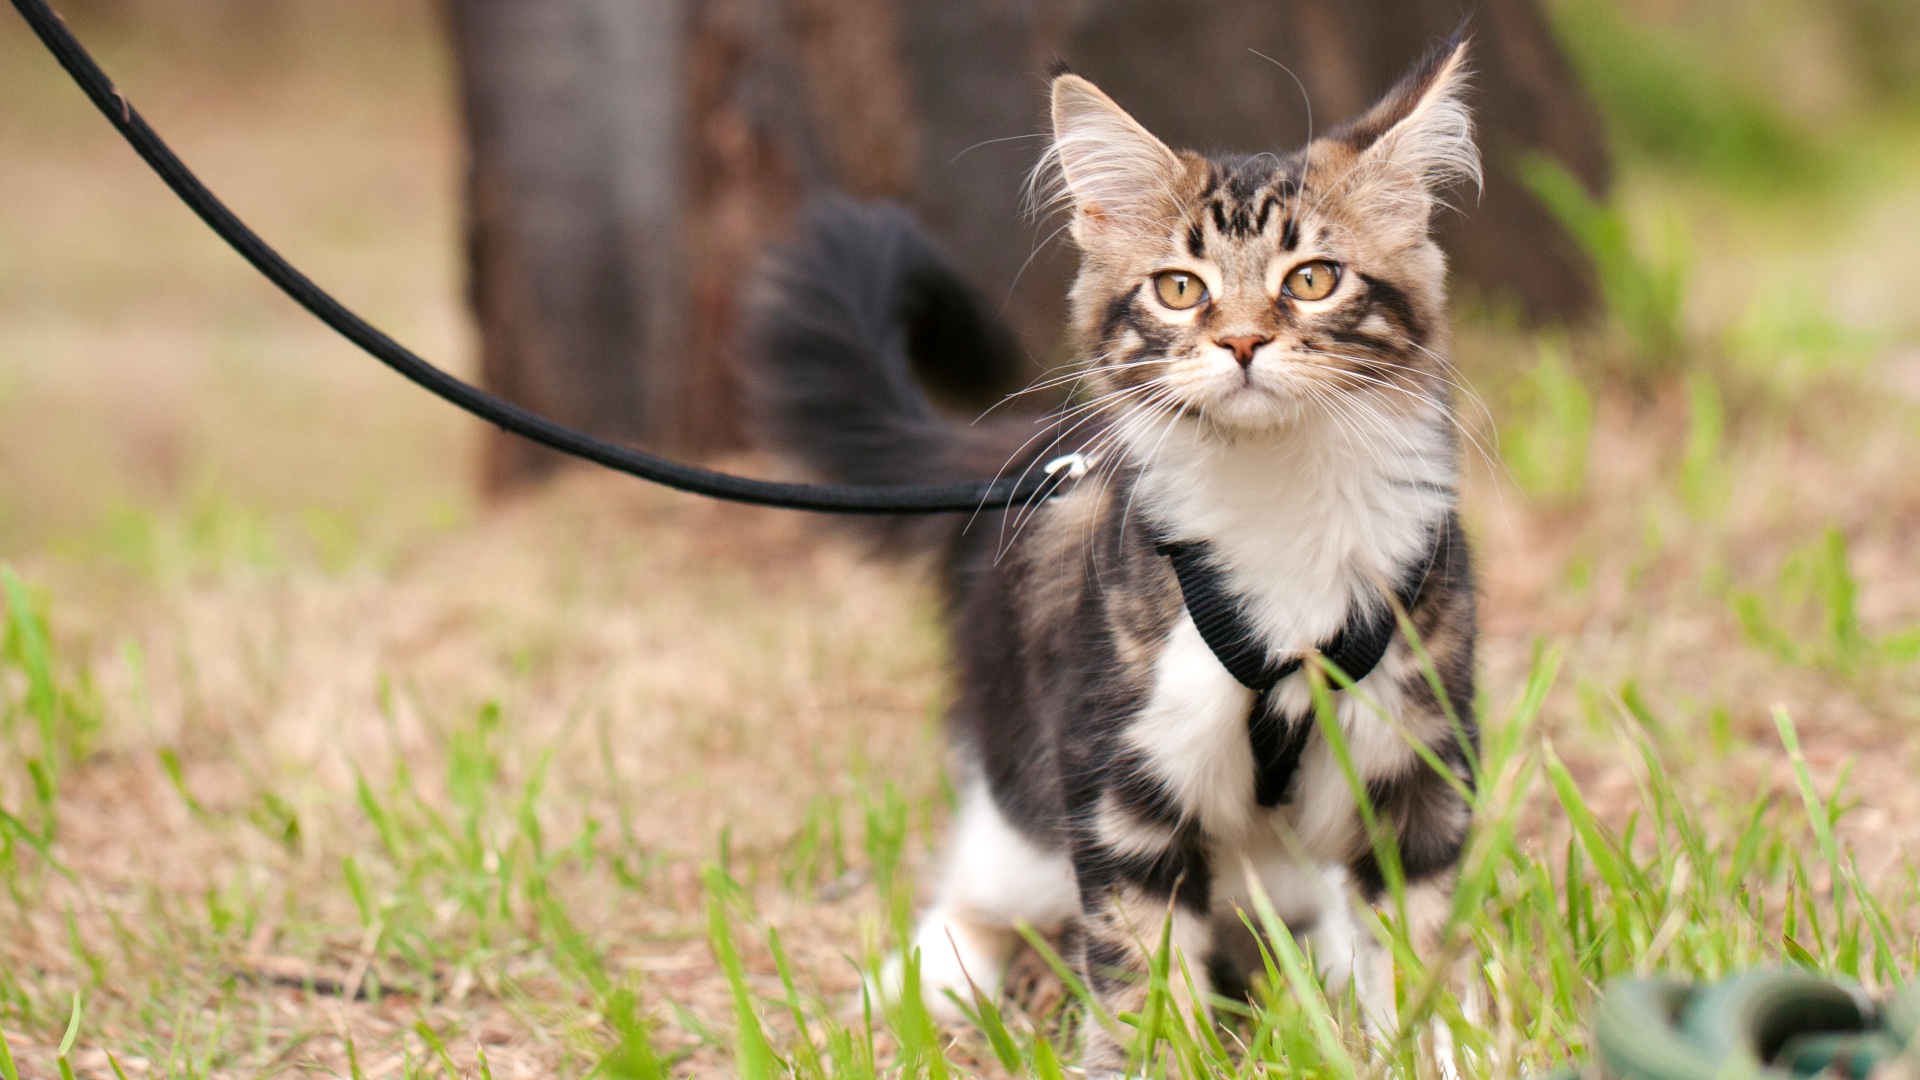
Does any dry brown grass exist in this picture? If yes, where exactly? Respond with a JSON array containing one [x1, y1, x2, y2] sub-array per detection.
[[5, 471, 950, 1077]]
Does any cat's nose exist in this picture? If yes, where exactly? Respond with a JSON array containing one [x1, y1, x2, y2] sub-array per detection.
[[1216, 334, 1272, 368]]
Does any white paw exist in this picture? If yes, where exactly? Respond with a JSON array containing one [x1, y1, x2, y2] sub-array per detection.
[[873, 909, 1015, 1026]]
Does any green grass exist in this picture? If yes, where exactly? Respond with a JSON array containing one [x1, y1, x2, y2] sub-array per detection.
[[3, 555, 1915, 1079], [1733, 528, 1920, 673], [1498, 341, 1596, 501], [1521, 157, 1691, 380], [665, 652, 1915, 1080], [1545, 0, 1824, 195]]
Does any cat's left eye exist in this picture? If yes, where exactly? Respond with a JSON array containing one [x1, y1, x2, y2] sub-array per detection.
[[1282, 260, 1341, 302]]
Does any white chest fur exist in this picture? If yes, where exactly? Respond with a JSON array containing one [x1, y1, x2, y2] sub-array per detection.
[[1122, 409, 1454, 848], [1137, 411, 1455, 651]]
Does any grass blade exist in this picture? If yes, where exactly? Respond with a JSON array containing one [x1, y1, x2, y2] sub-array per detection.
[[1775, 708, 1844, 927], [703, 867, 778, 1080], [1242, 860, 1358, 1080], [0, 1026, 19, 1080]]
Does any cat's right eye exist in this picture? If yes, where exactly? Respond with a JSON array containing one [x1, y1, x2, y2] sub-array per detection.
[[1152, 270, 1209, 310]]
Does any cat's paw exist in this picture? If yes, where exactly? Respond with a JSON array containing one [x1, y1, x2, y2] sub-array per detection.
[[871, 909, 1014, 1025]]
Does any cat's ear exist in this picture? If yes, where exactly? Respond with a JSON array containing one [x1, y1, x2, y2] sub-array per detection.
[[1047, 73, 1184, 244], [1331, 34, 1480, 234]]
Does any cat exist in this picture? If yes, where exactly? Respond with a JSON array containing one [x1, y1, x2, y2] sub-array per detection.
[[745, 34, 1480, 1072]]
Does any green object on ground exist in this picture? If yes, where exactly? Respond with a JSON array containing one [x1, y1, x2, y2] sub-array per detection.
[[1567, 972, 1920, 1080]]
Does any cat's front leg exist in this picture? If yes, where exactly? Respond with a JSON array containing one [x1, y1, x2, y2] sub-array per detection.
[[1070, 817, 1214, 1075], [887, 782, 1079, 1024]]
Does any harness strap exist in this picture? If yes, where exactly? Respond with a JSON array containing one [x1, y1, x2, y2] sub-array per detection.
[[1157, 535, 1433, 806], [1158, 541, 1301, 691], [1247, 703, 1315, 807]]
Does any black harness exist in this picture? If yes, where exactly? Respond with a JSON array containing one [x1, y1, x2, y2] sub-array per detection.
[[1157, 536, 1432, 807]]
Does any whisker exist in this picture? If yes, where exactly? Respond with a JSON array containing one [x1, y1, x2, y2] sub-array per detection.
[[1006, 217, 1078, 305], [972, 351, 1175, 424], [1116, 390, 1192, 538], [996, 385, 1181, 558], [1395, 338, 1502, 444], [1322, 387, 1432, 469], [998, 356, 1175, 410], [982, 380, 1170, 546], [951, 131, 1050, 166], [1301, 349, 1503, 479], [1317, 366, 1487, 478]]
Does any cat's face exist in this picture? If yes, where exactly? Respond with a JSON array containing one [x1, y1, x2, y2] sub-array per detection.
[[1047, 40, 1478, 442]]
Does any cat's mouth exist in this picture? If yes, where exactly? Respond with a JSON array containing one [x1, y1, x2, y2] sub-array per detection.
[[1160, 352, 1326, 432], [1104, 350, 1371, 441]]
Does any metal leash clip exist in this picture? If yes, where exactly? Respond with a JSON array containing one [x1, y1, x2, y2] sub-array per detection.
[[1042, 452, 1093, 479]]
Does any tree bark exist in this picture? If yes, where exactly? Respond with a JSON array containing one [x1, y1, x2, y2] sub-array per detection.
[[450, 0, 690, 491], [894, 0, 1071, 372]]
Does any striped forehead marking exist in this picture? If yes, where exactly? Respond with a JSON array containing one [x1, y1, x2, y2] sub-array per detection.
[[1195, 156, 1306, 248]]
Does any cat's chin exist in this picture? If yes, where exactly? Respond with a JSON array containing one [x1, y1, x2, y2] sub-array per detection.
[[1178, 386, 1423, 444], [1172, 365, 1443, 440], [1176, 385, 1317, 438]]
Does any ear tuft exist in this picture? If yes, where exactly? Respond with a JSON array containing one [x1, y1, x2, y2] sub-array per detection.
[[1334, 34, 1481, 210], [1038, 74, 1183, 238]]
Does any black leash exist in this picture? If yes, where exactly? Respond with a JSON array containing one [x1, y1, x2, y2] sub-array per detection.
[[1158, 537, 1431, 807], [6, 0, 1061, 515]]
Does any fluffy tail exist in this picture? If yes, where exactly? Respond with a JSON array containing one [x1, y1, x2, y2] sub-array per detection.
[[743, 199, 1030, 543]]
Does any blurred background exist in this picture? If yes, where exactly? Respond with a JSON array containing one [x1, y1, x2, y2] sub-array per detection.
[[2, 0, 1917, 545], [4, 0, 1920, 1074], [1, 0, 1917, 548]]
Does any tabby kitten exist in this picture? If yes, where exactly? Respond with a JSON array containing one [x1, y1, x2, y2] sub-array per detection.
[[746, 36, 1479, 1070]]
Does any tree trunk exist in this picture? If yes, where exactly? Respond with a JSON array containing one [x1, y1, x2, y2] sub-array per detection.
[[894, 0, 1073, 372], [450, 0, 691, 491]]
